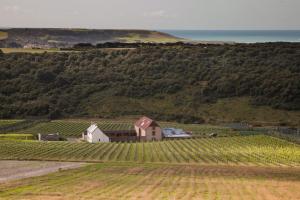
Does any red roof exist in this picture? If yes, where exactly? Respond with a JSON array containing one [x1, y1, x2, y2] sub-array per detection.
[[135, 116, 159, 130]]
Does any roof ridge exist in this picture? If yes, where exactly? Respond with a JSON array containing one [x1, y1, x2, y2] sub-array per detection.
[[135, 116, 158, 129]]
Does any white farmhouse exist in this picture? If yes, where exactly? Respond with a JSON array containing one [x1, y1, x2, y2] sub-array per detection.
[[82, 123, 109, 143]]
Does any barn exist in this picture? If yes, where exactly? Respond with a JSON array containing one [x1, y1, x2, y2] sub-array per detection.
[[38, 133, 60, 141], [134, 116, 162, 141], [82, 123, 109, 143]]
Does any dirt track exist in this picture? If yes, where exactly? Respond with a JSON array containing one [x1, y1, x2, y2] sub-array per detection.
[[0, 160, 86, 183]]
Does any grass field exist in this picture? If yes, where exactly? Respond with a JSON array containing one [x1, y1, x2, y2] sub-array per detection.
[[0, 134, 34, 141], [0, 31, 8, 40], [196, 97, 300, 126], [17, 119, 237, 137], [0, 48, 68, 54], [117, 32, 181, 43], [0, 135, 299, 166], [0, 120, 24, 128], [84, 96, 300, 126], [0, 162, 299, 200]]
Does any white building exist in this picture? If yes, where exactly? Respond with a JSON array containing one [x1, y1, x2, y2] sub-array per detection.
[[82, 123, 109, 143]]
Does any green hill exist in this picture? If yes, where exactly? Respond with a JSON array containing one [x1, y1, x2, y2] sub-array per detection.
[[0, 43, 299, 125], [0, 28, 180, 48]]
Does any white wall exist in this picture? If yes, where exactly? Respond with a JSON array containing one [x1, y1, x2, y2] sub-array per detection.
[[87, 128, 109, 143]]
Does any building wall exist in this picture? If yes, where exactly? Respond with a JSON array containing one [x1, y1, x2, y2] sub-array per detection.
[[110, 136, 138, 142], [87, 128, 110, 143], [145, 126, 162, 141], [134, 125, 162, 141], [82, 133, 87, 140], [38, 133, 60, 141], [134, 125, 143, 137]]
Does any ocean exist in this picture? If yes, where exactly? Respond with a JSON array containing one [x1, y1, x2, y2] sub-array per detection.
[[160, 30, 300, 43]]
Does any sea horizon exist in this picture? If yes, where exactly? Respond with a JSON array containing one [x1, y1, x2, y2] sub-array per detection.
[[160, 29, 300, 43]]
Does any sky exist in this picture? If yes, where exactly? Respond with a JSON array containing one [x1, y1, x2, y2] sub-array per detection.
[[1, 0, 300, 30]]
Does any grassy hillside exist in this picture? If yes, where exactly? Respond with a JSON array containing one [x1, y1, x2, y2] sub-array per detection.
[[0, 28, 180, 48], [0, 48, 67, 54], [0, 43, 299, 125], [86, 96, 300, 126], [196, 97, 300, 125], [117, 32, 180, 43], [0, 135, 299, 166], [0, 120, 24, 127], [1, 163, 299, 200], [0, 31, 8, 40]]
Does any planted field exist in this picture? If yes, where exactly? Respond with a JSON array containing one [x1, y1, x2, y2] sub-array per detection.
[[0, 162, 299, 200], [0, 120, 46, 134], [19, 119, 237, 137], [0, 135, 299, 166], [0, 160, 85, 183]]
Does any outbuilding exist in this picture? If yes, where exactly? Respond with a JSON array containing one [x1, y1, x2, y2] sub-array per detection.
[[162, 128, 192, 139], [38, 133, 60, 141], [82, 123, 109, 143], [134, 116, 162, 141]]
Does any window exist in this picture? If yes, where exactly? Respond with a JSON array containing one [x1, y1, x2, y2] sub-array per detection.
[[152, 131, 155, 136]]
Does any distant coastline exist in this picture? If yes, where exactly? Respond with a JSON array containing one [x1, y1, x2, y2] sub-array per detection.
[[160, 30, 300, 43]]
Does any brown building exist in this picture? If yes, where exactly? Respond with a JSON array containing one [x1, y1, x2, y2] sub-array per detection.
[[38, 133, 60, 141], [134, 116, 162, 141], [103, 130, 138, 142]]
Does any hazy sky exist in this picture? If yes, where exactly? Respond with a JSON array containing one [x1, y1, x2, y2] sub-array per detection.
[[1, 0, 300, 30]]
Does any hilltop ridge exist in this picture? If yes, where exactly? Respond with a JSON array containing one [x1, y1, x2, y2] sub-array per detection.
[[0, 28, 181, 48]]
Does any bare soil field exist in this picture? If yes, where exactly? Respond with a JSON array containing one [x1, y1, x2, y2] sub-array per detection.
[[0, 160, 86, 183], [0, 163, 299, 200]]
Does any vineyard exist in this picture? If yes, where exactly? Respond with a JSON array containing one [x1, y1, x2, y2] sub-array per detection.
[[19, 120, 133, 137], [16, 119, 237, 137], [0, 120, 48, 134], [1, 163, 300, 200], [0, 135, 299, 166]]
